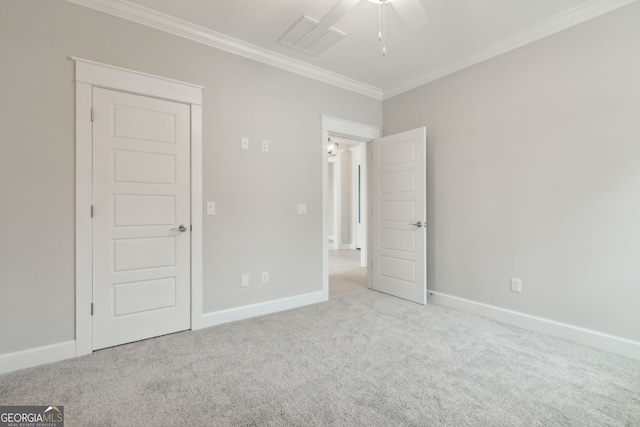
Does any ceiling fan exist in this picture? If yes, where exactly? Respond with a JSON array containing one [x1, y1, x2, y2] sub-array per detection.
[[340, 0, 429, 55], [279, 0, 428, 57], [367, 0, 428, 31]]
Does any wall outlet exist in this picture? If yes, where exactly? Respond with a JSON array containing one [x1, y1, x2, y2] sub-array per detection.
[[241, 273, 249, 288], [510, 278, 522, 293], [261, 139, 269, 152], [261, 271, 269, 284]]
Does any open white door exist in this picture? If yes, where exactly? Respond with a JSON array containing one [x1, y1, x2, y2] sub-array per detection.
[[92, 88, 191, 350], [371, 127, 427, 304]]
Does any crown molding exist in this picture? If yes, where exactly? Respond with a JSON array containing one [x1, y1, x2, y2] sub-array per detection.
[[65, 0, 636, 102], [65, 0, 384, 100], [383, 0, 638, 100]]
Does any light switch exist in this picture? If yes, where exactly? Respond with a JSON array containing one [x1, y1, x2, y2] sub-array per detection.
[[297, 203, 307, 215], [207, 202, 215, 216], [241, 137, 249, 150]]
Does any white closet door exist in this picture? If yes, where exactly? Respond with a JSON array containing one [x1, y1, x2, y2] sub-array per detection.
[[92, 88, 191, 350]]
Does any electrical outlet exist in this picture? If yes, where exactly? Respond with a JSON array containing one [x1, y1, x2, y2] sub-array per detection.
[[241, 273, 249, 288], [261, 139, 269, 152], [510, 278, 522, 293], [261, 271, 269, 284]]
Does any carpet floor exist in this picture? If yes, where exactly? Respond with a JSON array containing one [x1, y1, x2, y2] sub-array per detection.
[[329, 249, 368, 299], [1, 291, 639, 426]]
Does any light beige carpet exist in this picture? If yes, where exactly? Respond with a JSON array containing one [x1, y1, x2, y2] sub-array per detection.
[[2, 289, 639, 426]]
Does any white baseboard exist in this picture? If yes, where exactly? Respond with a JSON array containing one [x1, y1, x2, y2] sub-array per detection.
[[0, 340, 76, 375], [195, 291, 326, 329], [0, 292, 326, 374], [429, 291, 640, 360]]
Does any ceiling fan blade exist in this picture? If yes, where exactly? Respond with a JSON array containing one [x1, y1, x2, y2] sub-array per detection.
[[392, 0, 428, 29]]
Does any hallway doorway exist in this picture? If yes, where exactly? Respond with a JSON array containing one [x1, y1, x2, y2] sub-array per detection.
[[321, 115, 381, 301]]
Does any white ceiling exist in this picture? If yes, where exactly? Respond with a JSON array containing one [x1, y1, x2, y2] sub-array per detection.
[[70, 0, 636, 99]]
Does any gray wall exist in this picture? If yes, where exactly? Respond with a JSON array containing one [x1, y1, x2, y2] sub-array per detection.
[[384, 2, 640, 341], [0, 0, 381, 354]]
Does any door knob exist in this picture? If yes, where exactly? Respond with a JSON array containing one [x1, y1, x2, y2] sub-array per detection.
[[409, 222, 423, 228], [171, 225, 187, 232]]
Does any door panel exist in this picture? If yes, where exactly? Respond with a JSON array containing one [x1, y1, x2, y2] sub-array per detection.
[[379, 170, 415, 193], [380, 200, 415, 221], [114, 150, 176, 184], [113, 237, 176, 271], [92, 88, 191, 350], [113, 104, 177, 143], [113, 278, 177, 316], [380, 229, 415, 252], [113, 195, 176, 226], [372, 128, 427, 304]]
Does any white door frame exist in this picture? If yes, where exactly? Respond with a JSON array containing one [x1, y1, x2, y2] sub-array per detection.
[[73, 58, 204, 356], [321, 115, 381, 300]]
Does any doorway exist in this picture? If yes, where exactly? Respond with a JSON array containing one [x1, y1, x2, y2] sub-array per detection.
[[321, 116, 381, 300], [327, 137, 367, 298], [321, 117, 428, 305]]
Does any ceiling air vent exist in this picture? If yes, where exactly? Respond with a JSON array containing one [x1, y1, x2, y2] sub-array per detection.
[[278, 16, 346, 56]]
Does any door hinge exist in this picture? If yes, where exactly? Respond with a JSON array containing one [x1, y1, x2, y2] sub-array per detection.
[[190, 225, 193, 231], [90, 108, 94, 122], [91, 303, 94, 315], [90, 205, 94, 218]]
